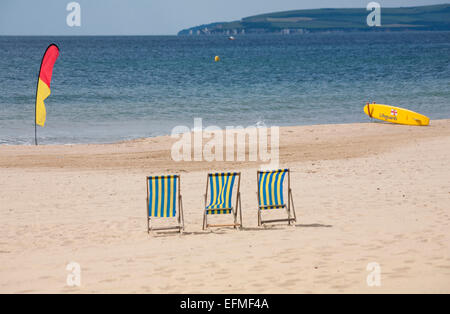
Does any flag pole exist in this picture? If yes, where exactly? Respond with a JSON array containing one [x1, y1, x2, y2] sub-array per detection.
[[34, 47, 43, 146], [34, 87, 38, 146], [34, 94, 39, 146]]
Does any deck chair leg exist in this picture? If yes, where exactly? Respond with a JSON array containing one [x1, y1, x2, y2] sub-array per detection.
[[203, 189, 207, 230], [177, 201, 181, 232], [232, 208, 238, 229], [179, 196, 184, 232], [290, 189, 297, 223], [287, 188, 292, 225], [180, 195, 184, 231], [238, 193, 243, 229], [182, 199, 185, 231], [146, 194, 150, 233], [287, 206, 291, 226], [258, 209, 261, 227], [233, 194, 239, 229]]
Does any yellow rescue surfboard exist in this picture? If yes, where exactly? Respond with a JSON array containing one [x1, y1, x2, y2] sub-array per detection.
[[364, 103, 430, 126]]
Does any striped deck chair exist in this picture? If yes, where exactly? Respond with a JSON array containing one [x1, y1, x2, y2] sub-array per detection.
[[146, 175, 184, 233], [203, 172, 242, 230], [257, 169, 296, 226]]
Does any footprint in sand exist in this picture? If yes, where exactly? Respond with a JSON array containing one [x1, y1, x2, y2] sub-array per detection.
[[281, 279, 299, 288], [99, 278, 117, 283]]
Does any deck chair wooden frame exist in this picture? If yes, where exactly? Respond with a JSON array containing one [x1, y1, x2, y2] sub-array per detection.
[[257, 169, 296, 226], [202, 172, 242, 230], [146, 175, 184, 233]]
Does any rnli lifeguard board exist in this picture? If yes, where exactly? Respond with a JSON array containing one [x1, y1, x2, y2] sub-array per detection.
[[364, 103, 430, 126]]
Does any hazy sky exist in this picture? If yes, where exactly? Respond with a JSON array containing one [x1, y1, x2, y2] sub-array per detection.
[[0, 0, 447, 35]]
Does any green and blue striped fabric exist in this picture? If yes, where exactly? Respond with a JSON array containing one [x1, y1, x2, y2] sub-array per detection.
[[206, 173, 237, 214], [148, 175, 178, 217], [258, 169, 288, 210]]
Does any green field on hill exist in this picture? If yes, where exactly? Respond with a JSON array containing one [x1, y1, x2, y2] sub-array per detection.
[[178, 4, 450, 35]]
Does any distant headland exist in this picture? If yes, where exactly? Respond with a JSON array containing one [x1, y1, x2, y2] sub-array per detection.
[[178, 4, 450, 35]]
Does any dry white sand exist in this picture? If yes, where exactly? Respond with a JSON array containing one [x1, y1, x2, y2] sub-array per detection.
[[0, 120, 449, 293]]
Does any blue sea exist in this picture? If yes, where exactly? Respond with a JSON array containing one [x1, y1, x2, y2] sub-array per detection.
[[0, 32, 449, 145]]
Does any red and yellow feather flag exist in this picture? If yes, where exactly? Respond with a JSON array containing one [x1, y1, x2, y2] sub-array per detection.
[[35, 44, 59, 128]]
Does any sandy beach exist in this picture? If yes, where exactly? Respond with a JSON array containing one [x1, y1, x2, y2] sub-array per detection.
[[0, 120, 449, 293]]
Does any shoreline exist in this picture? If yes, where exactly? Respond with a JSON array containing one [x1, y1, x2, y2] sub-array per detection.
[[3, 118, 450, 148], [1, 120, 449, 171]]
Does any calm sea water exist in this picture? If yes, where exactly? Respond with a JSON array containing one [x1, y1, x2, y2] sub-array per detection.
[[0, 32, 449, 144]]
